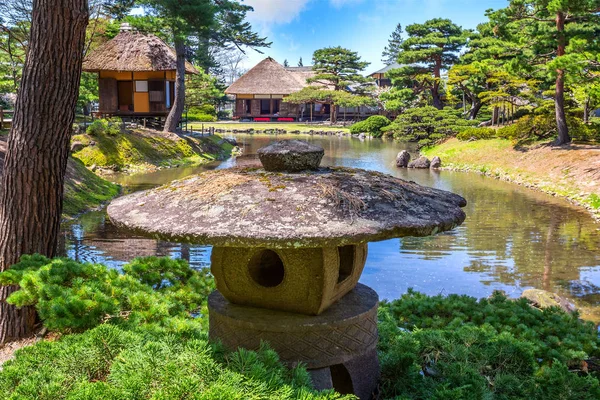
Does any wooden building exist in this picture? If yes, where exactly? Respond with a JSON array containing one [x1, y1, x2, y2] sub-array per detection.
[[83, 24, 197, 118], [369, 63, 403, 87], [226, 58, 331, 121]]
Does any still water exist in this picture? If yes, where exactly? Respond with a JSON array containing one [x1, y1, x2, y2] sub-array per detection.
[[59, 134, 600, 321]]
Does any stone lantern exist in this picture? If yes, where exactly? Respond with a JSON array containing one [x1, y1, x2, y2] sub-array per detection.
[[108, 140, 466, 399]]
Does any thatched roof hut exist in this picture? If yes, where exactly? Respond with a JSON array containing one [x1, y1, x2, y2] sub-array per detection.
[[83, 30, 197, 74], [83, 25, 198, 116], [225, 58, 311, 95]]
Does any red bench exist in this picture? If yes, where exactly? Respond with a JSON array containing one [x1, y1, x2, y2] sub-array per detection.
[[277, 118, 294, 122], [254, 117, 271, 122]]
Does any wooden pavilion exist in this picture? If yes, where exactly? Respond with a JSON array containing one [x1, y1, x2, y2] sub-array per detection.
[[83, 24, 197, 118], [225, 58, 332, 122]]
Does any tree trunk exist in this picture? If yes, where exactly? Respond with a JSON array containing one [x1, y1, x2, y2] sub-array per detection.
[[0, 0, 89, 344], [555, 11, 570, 144], [330, 103, 337, 124], [469, 101, 482, 120], [431, 56, 443, 110], [164, 38, 186, 133]]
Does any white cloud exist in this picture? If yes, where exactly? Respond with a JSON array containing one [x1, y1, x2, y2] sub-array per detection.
[[244, 0, 312, 25]]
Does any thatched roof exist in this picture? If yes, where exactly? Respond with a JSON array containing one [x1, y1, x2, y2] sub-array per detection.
[[225, 58, 312, 95], [83, 30, 197, 74]]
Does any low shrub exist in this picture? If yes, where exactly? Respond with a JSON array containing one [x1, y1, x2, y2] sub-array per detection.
[[2, 257, 600, 399], [188, 105, 218, 122], [86, 117, 122, 136], [456, 127, 496, 141], [187, 112, 218, 122], [378, 289, 600, 399], [349, 115, 391, 137], [383, 106, 477, 147], [0, 323, 343, 399], [0, 256, 345, 399], [0, 255, 214, 332], [497, 114, 600, 143]]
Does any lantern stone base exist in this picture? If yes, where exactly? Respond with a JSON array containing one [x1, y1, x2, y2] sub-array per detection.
[[208, 284, 379, 399]]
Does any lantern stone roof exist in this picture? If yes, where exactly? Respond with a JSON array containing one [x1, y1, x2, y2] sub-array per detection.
[[108, 141, 466, 248], [82, 30, 197, 74]]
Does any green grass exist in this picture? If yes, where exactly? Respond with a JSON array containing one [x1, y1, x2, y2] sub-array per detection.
[[190, 122, 350, 133], [62, 158, 120, 217], [72, 130, 232, 172], [589, 194, 600, 210]]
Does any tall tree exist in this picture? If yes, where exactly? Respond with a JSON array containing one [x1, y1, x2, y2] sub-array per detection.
[[283, 59, 289, 67], [308, 46, 370, 123], [396, 18, 469, 109], [309, 46, 370, 91], [141, 0, 269, 133], [490, 0, 600, 144], [0, 0, 88, 344], [381, 23, 403, 65], [298, 57, 303, 67]]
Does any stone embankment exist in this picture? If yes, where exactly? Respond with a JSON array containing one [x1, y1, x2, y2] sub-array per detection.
[[212, 127, 367, 138]]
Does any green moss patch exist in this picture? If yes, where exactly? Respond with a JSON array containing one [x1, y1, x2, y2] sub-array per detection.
[[72, 128, 232, 173], [62, 157, 120, 217]]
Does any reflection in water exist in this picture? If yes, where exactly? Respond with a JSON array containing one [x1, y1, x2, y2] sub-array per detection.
[[60, 134, 600, 321]]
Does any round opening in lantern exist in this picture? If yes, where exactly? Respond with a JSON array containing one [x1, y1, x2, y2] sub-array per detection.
[[248, 249, 285, 287]]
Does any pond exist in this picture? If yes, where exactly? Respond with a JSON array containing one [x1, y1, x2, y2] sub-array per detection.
[[59, 134, 600, 321]]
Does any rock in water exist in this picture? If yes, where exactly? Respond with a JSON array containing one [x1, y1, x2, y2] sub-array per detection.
[[257, 140, 324, 172], [396, 150, 411, 168], [430, 156, 441, 169], [521, 289, 576, 313], [408, 156, 431, 169]]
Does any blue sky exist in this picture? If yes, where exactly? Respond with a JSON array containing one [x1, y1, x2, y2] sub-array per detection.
[[242, 0, 508, 73]]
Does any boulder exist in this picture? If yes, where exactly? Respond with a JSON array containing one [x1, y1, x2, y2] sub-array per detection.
[[395, 150, 411, 168], [70, 141, 85, 153], [430, 156, 442, 169], [408, 156, 431, 169], [521, 289, 576, 313], [257, 140, 324, 172], [358, 133, 366, 139]]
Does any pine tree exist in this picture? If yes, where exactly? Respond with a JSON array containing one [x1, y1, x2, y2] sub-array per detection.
[[381, 23, 403, 65], [396, 19, 469, 110], [283, 59, 289, 67], [489, 0, 600, 145], [298, 57, 303, 67], [0, 0, 88, 344], [139, 0, 270, 132]]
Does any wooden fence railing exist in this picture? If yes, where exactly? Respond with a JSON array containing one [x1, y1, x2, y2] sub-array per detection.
[[0, 108, 14, 130]]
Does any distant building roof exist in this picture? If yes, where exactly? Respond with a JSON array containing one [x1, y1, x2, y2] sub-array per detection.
[[225, 58, 317, 95], [369, 63, 404, 75]]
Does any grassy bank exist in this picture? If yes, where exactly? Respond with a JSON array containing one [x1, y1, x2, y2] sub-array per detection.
[[72, 128, 234, 173], [422, 138, 600, 220], [190, 122, 350, 133], [62, 158, 120, 217]]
